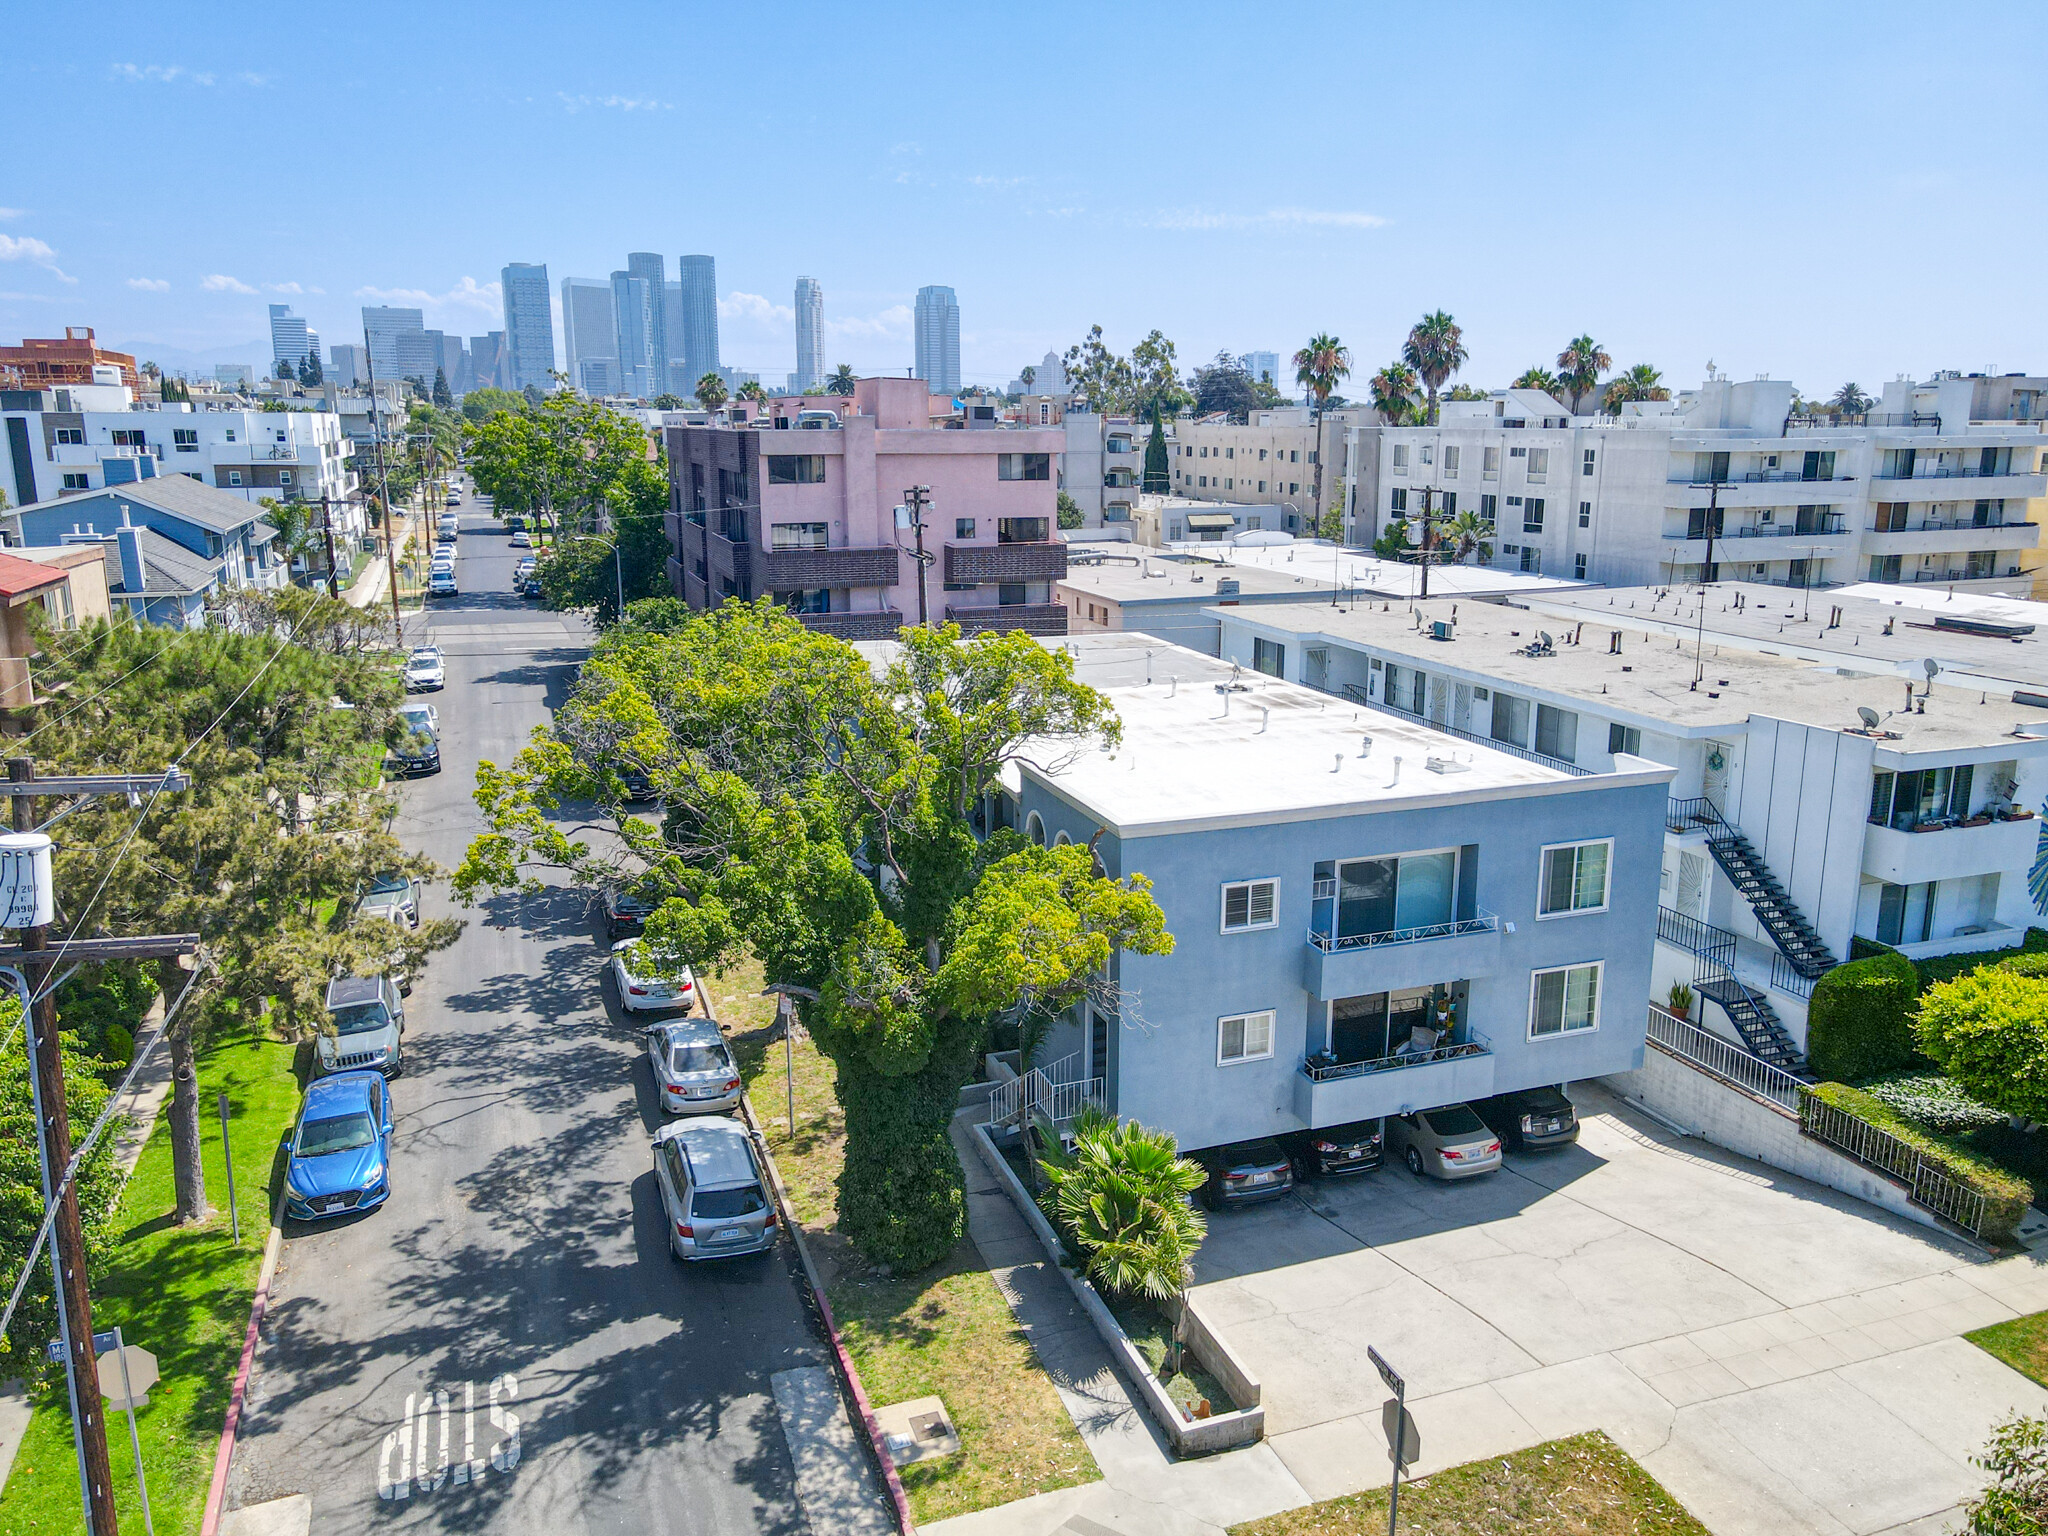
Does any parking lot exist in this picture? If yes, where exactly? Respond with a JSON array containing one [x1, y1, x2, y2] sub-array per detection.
[[1189, 1083, 2048, 1536]]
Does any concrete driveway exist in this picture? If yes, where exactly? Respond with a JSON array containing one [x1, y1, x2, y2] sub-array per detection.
[[1191, 1084, 2048, 1536]]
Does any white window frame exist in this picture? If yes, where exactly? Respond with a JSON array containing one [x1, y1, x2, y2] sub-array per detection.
[[1217, 1009, 1275, 1066], [1024, 811, 1046, 847], [1536, 837, 1613, 918], [1219, 878, 1280, 934], [1528, 961, 1603, 1039]]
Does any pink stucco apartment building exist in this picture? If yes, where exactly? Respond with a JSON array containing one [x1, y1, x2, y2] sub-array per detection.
[[663, 376, 1068, 639]]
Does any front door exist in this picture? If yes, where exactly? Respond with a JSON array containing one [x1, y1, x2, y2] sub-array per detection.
[[1331, 994, 1389, 1065]]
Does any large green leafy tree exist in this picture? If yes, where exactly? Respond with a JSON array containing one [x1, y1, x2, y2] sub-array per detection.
[[461, 387, 527, 425], [1060, 328, 1189, 418], [466, 390, 655, 543], [1916, 962, 2048, 1123], [28, 589, 461, 1221], [1191, 352, 1258, 422], [458, 603, 1172, 1271], [538, 457, 673, 626]]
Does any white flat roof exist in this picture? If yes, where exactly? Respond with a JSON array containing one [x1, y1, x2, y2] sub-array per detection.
[[1177, 543, 1592, 601]]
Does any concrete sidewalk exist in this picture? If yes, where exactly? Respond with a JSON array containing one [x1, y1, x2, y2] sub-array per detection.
[[922, 1114, 1309, 1536]]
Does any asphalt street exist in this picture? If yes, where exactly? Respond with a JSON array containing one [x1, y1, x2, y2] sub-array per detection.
[[225, 502, 832, 1534]]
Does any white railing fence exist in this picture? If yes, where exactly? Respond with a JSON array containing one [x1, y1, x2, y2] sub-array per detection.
[[1645, 1002, 1802, 1112]]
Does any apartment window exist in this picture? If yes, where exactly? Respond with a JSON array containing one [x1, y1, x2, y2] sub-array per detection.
[[1540, 840, 1610, 916], [60, 473, 89, 490], [1491, 691, 1529, 745], [279, 470, 293, 485], [1534, 703, 1577, 761], [998, 583, 1028, 606], [773, 588, 830, 613], [766, 454, 826, 484], [1217, 1010, 1275, 1066], [1308, 451, 1318, 465], [1226, 447, 1235, 459], [1869, 765, 1973, 830], [54, 427, 84, 445], [1520, 546, 1541, 573], [1252, 637, 1284, 677], [1509, 445, 1527, 459], [1523, 497, 1545, 533], [1608, 723, 1641, 755], [1198, 476, 1208, 488], [1289, 450, 1299, 463], [1259, 449, 1268, 461], [955, 517, 976, 538], [1258, 480, 1267, 493], [173, 428, 198, 452], [1420, 445, 1434, 466], [1199, 447, 1209, 458], [228, 470, 243, 486], [771, 522, 829, 551], [997, 453, 1050, 481], [1225, 478, 1234, 489], [1443, 445, 1460, 477], [1483, 446, 1500, 480], [1384, 662, 1425, 714], [1221, 879, 1278, 933], [1529, 962, 1601, 1037], [1391, 444, 1408, 472], [1288, 482, 1298, 494], [1440, 491, 1457, 517], [998, 516, 1048, 543], [1578, 501, 1591, 528], [1869, 554, 1902, 583], [1582, 449, 1596, 476], [1874, 881, 1938, 946], [690, 463, 706, 511], [225, 428, 237, 442], [1574, 553, 1588, 579], [1244, 513, 1259, 529], [1528, 448, 1549, 482], [1390, 489, 1408, 513], [1478, 493, 1497, 524]]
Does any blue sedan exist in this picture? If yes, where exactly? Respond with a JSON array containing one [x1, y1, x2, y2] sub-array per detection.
[[284, 1070, 393, 1222]]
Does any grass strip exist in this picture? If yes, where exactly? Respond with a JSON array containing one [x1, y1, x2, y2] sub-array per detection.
[[1228, 1430, 1710, 1536], [0, 1022, 300, 1536], [718, 958, 1098, 1525], [1968, 1308, 2048, 1389]]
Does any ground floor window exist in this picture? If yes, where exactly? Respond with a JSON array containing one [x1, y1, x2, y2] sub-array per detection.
[[1252, 637, 1284, 677]]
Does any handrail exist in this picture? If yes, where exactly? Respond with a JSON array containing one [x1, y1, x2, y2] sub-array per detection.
[[1666, 796, 1729, 835], [1307, 911, 1498, 953], [1645, 1003, 1803, 1111], [1657, 906, 1736, 967], [1770, 952, 1820, 999], [1797, 1090, 1988, 1238], [1300, 1037, 1490, 1083]]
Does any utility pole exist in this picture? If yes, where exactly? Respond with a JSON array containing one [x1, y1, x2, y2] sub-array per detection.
[[900, 485, 933, 627], [361, 325, 404, 638], [318, 496, 341, 601], [1417, 486, 1439, 601], [4, 761, 196, 1536], [1692, 476, 1723, 691]]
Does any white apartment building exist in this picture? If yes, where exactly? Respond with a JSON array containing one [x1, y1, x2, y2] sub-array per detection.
[[0, 381, 358, 522], [1214, 585, 2048, 1070], [1056, 411, 1160, 528], [1365, 376, 2047, 592], [1170, 407, 1381, 539]]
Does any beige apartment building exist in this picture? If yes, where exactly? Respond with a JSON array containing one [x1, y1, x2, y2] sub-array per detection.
[[1166, 406, 1381, 539]]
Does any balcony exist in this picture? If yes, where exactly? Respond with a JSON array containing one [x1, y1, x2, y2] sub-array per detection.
[[1302, 913, 1501, 1001], [796, 609, 906, 641], [1862, 813, 2038, 884], [1664, 515, 1851, 542], [760, 544, 900, 589], [1291, 1032, 1496, 1128], [944, 540, 1068, 584], [1862, 521, 2039, 560], [945, 602, 1068, 637], [1665, 470, 1854, 486]]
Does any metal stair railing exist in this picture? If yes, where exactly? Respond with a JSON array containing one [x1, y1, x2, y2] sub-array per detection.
[[987, 1052, 1102, 1128], [1665, 798, 1838, 978], [1657, 905, 1808, 1071]]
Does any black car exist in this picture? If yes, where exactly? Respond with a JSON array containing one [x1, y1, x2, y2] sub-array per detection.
[[604, 884, 661, 940], [618, 765, 656, 803], [1195, 1138, 1295, 1209], [386, 722, 441, 776], [1474, 1086, 1580, 1151], [1282, 1119, 1384, 1179]]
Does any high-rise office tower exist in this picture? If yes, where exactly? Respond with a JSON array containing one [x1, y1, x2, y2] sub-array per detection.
[[610, 271, 656, 399], [470, 333, 506, 390], [664, 281, 687, 390], [500, 262, 556, 390], [361, 305, 426, 383], [328, 345, 365, 387], [677, 254, 720, 393], [626, 253, 668, 396], [793, 276, 824, 394], [561, 277, 619, 397], [268, 304, 316, 371], [1238, 350, 1280, 386], [914, 285, 961, 398]]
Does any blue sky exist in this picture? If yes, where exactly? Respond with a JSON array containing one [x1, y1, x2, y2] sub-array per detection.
[[4, 2, 2044, 396]]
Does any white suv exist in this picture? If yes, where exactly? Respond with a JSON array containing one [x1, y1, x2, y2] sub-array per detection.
[[320, 975, 406, 1076]]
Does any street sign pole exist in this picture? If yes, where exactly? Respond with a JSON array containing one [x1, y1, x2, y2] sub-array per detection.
[[110, 1328, 153, 1536], [1369, 1346, 1416, 1536], [217, 1092, 239, 1245]]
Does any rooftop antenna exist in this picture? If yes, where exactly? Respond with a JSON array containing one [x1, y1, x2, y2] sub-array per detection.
[[1857, 706, 1881, 730], [1923, 657, 1940, 696]]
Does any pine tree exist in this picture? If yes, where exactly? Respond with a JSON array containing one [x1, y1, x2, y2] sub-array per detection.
[[1143, 413, 1170, 493], [432, 368, 453, 409]]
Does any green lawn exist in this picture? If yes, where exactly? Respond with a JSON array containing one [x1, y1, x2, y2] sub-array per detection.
[[0, 1023, 301, 1536], [713, 960, 1098, 1526], [1229, 1431, 1710, 1536], [1968, 1309, 2048, 1388]]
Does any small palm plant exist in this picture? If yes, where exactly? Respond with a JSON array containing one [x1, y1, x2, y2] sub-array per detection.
[[1038, 1107, 1206, 1302]]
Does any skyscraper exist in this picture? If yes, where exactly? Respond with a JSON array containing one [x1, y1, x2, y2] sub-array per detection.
[[1238, 351, 1280, 387], [676, 254, 720, 394], [268, 304, 317, 371], [470, 333, 506, 390], [627, 253, 668, 396], [793, 276, 824, 394], [664, 282, 687, 391], [561, 277, 618, 397], [361, 305, 426, 383], [500, 262, 556, 391], [610, 271, 656, 399], [914, 285, 960, 398]]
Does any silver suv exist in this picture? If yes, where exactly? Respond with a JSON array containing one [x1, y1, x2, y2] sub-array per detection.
[[320, 975, 406, 1077], [652, 1116, 777, 1261]]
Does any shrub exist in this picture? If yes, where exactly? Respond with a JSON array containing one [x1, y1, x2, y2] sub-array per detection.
[[1965, 1413, 2048, 1534], [1860, 1071, 2005, 1135], [1913, 926, 2048, 990], [1805, 1081, 2032, 1242], [1916, 966, 2048, 1126], [1038, 1108, 1206, 1302], [1807, 950, 1922, 1082]]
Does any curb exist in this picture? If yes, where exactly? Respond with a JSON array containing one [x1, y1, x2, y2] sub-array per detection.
[[698, 980, 916, 1534], [199, 1195, 285, 1536]]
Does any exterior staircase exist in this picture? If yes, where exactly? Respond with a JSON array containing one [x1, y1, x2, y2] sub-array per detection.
[[1658, 907, 1809, 1073], [1667, 798, 1838, 978]]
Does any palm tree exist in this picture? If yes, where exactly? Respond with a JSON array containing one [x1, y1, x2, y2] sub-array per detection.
[[1445, 508, 1495, 565], [1554, 335, 1612, 415], [736, 380, 770, 410], [1038, 1109, 1206, 1303], [1513, 367, 1561, 398], [1829, 382, 1874, 417], [1368, 362, 1421, 425], [694, 372, 728, 411], [1292, 333, 1352, 413], [1601, 363, 1670, 416], [1400, 311, 1468, 424], [824, 364, 857, 397]]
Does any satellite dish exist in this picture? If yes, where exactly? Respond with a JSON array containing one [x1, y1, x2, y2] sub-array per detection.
[[1924, 658, 1941, 681], [1857, 706, 1881, 729], [1540, 631, 1553, 647]]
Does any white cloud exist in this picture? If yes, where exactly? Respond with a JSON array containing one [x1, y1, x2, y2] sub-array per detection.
[[202, 273, 257, 295], [1145, 206, 1387, 232], [126, 277, 171, 292], [235, 71, 271, 87], [556, 92, 673, 114], [823, 305, 912, 343], [890, 142, 922, 157], [720, 291, 794, 326], [0, 291, 64, 304], [111, 63, 215, 86], [354, 277, 502, 321], [265, 280, 324, 295], [0, 234, 74, 283], [0, 208, 23, 221]]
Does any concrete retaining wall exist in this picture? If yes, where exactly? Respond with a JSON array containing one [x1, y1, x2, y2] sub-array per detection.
[[969, 1122, 1264, 1455], [1602, 1046, 1955, 1240]]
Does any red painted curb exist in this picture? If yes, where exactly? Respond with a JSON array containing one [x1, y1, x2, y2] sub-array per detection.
[[199, 1217, 281, 1536]]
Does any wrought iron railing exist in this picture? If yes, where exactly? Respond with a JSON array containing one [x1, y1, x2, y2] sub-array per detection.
[[1645, 1003, 1803, 1112], [1300, 1034, 1491, 1083], [1770, 952, 1820, 999], [1307, 911, 1498, 953], [1666, 796, 1728, 835], [1797, 1090, 1989, 1238], [1657, 906, 1736, 967]]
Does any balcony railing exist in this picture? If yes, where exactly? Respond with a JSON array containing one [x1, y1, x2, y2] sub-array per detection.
[[1646, 1003, 1803, 1112], [795, 609, 906, 641], [1300, 1032, 1491, 1084], [1657, 906, 1736, 967], [1666, 520, 1848, 540], [1873, 464, 2033, 481], [1666, 471, 1853, 485], [1785, 412, 1942, 430], [1340, 687, 1593, 775], [1307, 910, 1498, 954], [944, 541, 1068, 584], [760, 544, 900, 589], [946, 602, 1068, 636], [1867, 517, 2034, 534]]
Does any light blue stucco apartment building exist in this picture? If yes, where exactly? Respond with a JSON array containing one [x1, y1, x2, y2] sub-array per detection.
[[1002, 634, 1672, 1155]]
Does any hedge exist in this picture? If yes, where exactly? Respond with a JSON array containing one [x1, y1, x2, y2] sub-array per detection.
[[1912, 926, 2048, 990], [1806, 950, 1923, 1082], [1805, 1081, 2032, 1242]]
